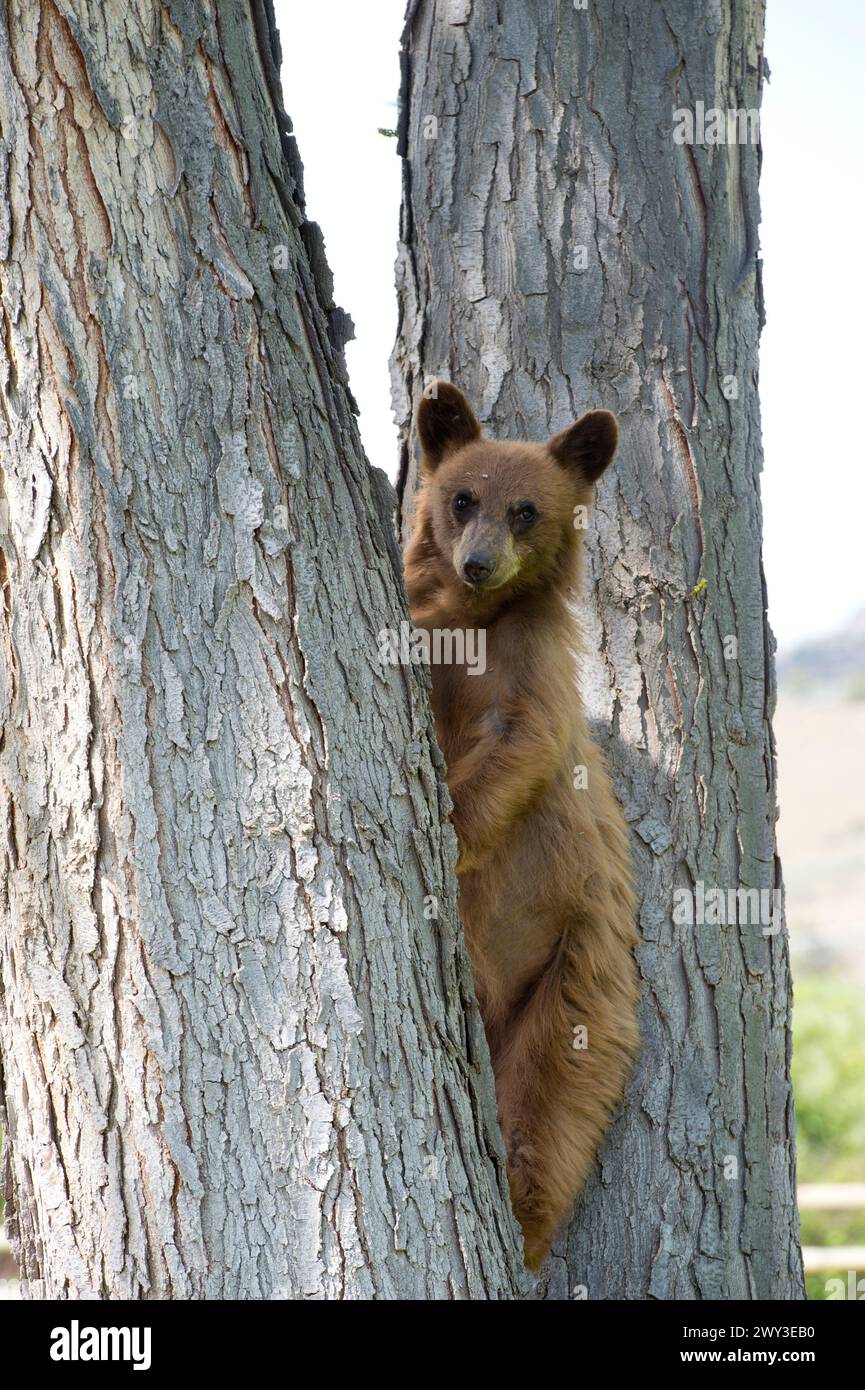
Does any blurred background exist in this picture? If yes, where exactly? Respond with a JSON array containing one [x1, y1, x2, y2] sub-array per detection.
[[1, 0, 861, 1299], [756, 0, 865, 1300]]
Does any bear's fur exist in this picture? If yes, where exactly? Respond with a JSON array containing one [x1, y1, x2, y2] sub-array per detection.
[[404, 382, 640, 1270]]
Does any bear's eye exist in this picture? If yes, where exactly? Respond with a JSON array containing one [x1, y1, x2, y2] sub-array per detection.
[[453, 491, 475, 515], [513, 502, 537, 530]]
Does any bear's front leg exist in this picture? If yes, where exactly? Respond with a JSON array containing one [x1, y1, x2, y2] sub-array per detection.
[[446, 702, 564, 873]]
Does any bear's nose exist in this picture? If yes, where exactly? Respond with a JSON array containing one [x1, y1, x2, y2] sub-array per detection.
[[463, 553, 495, 585]]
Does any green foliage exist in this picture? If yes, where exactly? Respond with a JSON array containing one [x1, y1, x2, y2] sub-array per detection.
[[792, 969, 865, 1300], [802, 1219, 862, 1302], [793, 970, 865, 1180]]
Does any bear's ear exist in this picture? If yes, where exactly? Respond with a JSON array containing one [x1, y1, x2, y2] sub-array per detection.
[[549, 409, 619, 482], [416, 382, 481, 468]]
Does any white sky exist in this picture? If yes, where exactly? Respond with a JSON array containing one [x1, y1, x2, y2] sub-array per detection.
[[276, 0, 865, 653]]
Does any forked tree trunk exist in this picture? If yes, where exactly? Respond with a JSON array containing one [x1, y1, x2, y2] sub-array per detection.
[[393, 0, 805, 1300], [0, 0, 527, 1299]]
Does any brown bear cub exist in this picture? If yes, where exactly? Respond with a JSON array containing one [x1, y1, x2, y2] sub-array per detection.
[[404, 383, 640, 1270]]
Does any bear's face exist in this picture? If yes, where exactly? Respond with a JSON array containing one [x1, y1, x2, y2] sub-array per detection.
[[427, 440, 578, 594], [416, 383, 619, 599]]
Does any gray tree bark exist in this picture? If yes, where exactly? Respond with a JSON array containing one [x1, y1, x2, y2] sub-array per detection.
[[392, 0, 804, 1300], [0, 0, 528, 1300]]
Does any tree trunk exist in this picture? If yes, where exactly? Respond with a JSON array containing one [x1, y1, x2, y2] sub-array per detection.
[[393, 0, 804, 1300], [0, 0, 527, 1300]]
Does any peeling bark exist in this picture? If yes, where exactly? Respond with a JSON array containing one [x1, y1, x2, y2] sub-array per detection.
[[393, 0, 804, 1300], [0, 0, 527, 1300]]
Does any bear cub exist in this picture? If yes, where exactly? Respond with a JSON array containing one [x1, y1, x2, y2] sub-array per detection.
[[404, 382, 640, 1270]]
